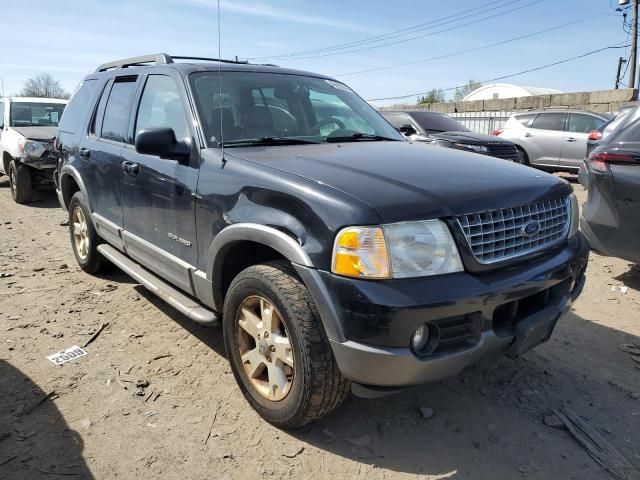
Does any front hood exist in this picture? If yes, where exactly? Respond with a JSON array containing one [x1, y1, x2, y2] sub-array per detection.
[[11, 126, 57, 142], [227, 141, 570, 223], [432, 131, 513, 144]]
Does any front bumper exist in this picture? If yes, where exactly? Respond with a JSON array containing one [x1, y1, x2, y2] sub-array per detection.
[[296, 234, 589, 388]]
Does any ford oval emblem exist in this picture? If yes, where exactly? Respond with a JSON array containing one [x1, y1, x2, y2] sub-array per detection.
[[522, 220, 541, 237]]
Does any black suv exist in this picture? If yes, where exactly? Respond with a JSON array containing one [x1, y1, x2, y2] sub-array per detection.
[[382, 110, 520, 162], [55, 54, 588, 428]]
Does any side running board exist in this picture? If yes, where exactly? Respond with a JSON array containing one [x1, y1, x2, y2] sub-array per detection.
[[97, 244, 219, 326]]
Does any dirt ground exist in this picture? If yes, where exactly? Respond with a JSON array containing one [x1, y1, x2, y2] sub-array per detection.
[[0, 176, 639, 480]]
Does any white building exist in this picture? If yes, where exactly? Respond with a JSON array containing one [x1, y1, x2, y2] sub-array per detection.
[[462, 83, 562, 101]]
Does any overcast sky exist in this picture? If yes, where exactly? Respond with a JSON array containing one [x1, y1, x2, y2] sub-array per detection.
[[0, 0, 628, 105]]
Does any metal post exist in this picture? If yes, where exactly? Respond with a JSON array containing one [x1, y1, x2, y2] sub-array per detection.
[[628, 0, 638, 89], [616, 57, 626, 89]]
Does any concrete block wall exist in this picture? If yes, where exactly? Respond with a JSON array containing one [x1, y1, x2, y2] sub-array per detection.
[[386, 88, 638, 115]]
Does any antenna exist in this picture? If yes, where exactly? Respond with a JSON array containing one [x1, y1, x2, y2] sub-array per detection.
[[217, 0, 225, 162]]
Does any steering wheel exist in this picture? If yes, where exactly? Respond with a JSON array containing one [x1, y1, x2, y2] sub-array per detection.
[[312, 117, 346, 132]]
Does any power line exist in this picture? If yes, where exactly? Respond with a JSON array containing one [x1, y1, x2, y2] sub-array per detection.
[[250, 0, 544, 61], [274, 0, 545, 61], [248, 0, 510, 60], [336, 14, 610, 77], [366, 44, 630, 102]]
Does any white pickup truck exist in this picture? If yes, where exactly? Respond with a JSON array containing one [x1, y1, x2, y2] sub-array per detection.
[[0, 97, 67, 203]]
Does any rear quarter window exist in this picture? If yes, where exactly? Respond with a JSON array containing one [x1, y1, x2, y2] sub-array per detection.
[[58, 79, 99, 134]]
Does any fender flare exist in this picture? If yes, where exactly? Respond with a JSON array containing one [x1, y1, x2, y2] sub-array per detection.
[[206, 223, 313, 286], [59, 164, 91, 211], [205, 223, 345, 342]]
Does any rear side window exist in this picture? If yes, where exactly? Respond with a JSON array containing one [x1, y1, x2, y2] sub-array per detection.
[[531, 113, 566, 131], [135, 75, 189, 141], [101, 77, 137, 143], [514, 113, 536, 127], [567, 114, 604, 134], [58, 79, 98, 133]]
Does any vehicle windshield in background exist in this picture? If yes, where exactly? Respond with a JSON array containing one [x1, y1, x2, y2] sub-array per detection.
[[190, 72, 403, 146], [411, 111, 470, 133], [10, 102, 66, 127]]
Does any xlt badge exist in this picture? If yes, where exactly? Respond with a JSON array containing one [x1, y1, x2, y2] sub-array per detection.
[[168, 233, 192, 247]]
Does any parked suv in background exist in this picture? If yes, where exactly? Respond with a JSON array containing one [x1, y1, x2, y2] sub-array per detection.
[[382, 110, 520, 162], [585, 105, 640, 159], [0, 97, 67, 203], [580, 118, 640, 264], [55, 54, 588, 428], [495, 110, 606, 172]]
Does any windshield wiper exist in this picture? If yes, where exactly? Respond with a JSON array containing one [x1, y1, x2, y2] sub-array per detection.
[[325, 132, 400, 143], [222, 136, 320, 147]]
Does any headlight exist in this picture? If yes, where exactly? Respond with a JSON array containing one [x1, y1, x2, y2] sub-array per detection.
[[332, 220, 463, 279], [455, 143, 488, 153], [18, 138, 46, 157], [568, 193, 579, 238]]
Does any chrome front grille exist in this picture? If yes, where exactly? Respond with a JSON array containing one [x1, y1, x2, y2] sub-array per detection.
[[456, 197, 570, 264]]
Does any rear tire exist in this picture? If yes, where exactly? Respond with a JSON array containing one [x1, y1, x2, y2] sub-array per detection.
[[68, 191, 107, 274], [223, 261, 350, 429], [9, 160, 33, 204]]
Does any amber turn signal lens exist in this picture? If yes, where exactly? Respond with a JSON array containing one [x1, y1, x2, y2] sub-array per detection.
[[332, 227, 390, 279]]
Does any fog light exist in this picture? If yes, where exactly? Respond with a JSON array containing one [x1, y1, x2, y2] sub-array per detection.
[[411, 324, 430, 352]]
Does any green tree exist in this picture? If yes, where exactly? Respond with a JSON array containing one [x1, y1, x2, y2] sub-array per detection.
[[454, 79, 482, 102], [417, 88, 446, 105]]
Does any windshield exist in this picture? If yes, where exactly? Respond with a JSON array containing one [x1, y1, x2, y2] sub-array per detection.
[[190, 71, 403, 146], [409, 112, 469, 133], [10, 102, 66, 127]]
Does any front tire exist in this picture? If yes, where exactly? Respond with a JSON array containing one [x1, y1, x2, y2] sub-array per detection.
[[68, 191, 107, 274], [9, 160, 33, 204], [223, 261, 349, 429]]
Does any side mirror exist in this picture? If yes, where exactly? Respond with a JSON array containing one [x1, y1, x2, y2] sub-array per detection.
[[399, 124, 417, 136], [135, 128, 191, 161]]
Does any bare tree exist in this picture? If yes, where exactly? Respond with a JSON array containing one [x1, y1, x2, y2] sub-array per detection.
[[454, 79, 482, 102], [19, 73, 70, 99]]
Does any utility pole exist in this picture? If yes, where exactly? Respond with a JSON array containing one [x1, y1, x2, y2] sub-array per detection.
[[616, 57, 627, 89], [628, 0, 638, 88]]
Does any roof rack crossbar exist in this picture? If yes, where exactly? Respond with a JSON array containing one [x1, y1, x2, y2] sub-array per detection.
[[95, 53, 173, 72], [171, 55, 249, 64]]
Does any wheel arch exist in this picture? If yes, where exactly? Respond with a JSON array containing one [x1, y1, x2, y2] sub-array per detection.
[[207, 223, 313, 307], [59, 165, 90, 211]]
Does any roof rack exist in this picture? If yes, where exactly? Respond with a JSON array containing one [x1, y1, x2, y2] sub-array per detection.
[[95, 54, 173, 72], [95, 53, 267, 72]]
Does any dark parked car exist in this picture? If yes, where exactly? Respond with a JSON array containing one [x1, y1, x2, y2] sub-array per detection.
[[585, 105, 640, 159], [382, 110, 520, 162], [55, 54, 588, 428], [580, 118, 640, 264]]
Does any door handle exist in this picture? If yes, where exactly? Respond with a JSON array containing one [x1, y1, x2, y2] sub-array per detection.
[[121, 161, 139, 175], [79, 147, 91, 159], [565, 137, 577, 142], [524, 132, 532, 138]]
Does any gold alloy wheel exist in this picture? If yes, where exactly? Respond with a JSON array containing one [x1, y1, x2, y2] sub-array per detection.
[[236, 295, 294, 401], [71, 206, 89, 261]]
